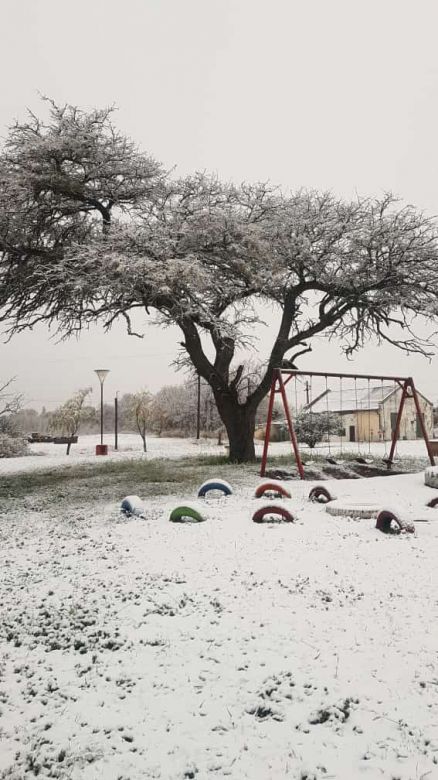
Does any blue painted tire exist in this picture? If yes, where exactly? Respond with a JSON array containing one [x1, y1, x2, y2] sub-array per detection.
[[197, 479, 232, 498], [121, 495, 146, 518]]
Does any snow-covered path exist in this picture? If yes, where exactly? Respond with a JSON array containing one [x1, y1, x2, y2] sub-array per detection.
[[1, 470, 438, 778]]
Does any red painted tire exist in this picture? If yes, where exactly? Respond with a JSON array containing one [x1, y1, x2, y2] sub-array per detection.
[[426, 496, 438, 508], [252, 505, 295, 524], [255, 482, 291, 499], [376, 510, 414, 534], [308, 485, 334, 504]]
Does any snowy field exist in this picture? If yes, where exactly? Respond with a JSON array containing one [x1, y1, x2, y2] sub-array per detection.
[[0, 435, 226, 476], [0, 433, 434, 476], [1, 442, 438, 778]]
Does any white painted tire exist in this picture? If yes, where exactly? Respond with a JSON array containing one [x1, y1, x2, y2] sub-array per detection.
[[326, 501, 380, 519], [121, 495, 146, 518]]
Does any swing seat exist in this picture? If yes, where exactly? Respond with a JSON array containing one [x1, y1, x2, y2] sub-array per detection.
[[325, 457, 338, 465], [382, 456, 401, 467], [355, 456, 373, 465]]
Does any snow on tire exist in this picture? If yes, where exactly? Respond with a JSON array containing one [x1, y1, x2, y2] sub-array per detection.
[[120, 495, 146, 518], [252, 504, 295, 524], [255, 482, 291, 499], [376, 508, 415, 534], [308, 485, 335, 504], [325, 502, 380, 519], [197, 478, 233, 498], [169, 505, 206, 523]]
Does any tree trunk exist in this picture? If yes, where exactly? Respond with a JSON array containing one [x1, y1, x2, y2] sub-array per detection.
[[66, 439, 72, 455], [141, 434, 147, 452], [217, 401, 257, 463]]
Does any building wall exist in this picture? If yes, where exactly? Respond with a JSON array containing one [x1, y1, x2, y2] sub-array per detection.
[[380, 390, 433, 440], [339, 411, 380, 442], [357, 410, 381, 442], [338, 393, 433, 443]]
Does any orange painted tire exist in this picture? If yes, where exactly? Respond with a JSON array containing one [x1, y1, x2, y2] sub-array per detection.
[[255, 482, 291, 499], [252, 505, 295, 524]]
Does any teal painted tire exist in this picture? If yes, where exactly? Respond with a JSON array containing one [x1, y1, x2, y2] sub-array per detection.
[[169, 505, 206, 523]]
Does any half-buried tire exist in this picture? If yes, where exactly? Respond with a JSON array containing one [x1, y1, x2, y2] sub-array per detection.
[[255, 482, 291, 499], [197, 479, 232, 498], [308, 485, 335, 504], [121, 495, 146, 518], [252, 504, 295, 524], [169, 505, 206, 523], [375, 508, 415, 534]]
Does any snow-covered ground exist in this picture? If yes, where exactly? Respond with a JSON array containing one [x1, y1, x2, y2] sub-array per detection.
[[0, 434, 225, 475], [1, 456, 438, 778], [0, 433, 434, 476]]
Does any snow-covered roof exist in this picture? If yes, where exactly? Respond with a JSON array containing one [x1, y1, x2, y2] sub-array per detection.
[[306, 384, 395, 413]]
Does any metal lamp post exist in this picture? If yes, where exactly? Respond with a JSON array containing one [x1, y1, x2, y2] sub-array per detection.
[[94, 369, 110, 455], [114, 390, 119, 451]]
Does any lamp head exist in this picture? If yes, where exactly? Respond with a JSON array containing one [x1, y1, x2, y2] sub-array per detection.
[[94, 369, 110, 385]]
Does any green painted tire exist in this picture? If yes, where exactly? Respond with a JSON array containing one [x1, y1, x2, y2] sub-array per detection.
[[169, 505, 206, 523]]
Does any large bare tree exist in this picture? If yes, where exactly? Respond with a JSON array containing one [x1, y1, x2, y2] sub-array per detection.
[[1, 102, 438, 461]]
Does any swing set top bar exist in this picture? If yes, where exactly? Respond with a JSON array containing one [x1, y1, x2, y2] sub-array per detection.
[[278, 368, 412, 383]]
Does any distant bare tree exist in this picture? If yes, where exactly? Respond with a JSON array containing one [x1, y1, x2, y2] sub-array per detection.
[[0, 377, 23, 418], [49, 388, 93, 454], [125, 390, 152, 451]]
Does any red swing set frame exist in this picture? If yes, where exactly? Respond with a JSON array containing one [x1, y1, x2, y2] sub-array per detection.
[[260, 369, 436, 479]]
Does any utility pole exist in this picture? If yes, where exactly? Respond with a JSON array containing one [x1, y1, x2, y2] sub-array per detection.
[[196, 374, 201, 439], [114, 392, 119, 451]]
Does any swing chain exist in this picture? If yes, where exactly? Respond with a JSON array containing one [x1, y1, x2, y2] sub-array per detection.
[[325, 375, 331, 455]]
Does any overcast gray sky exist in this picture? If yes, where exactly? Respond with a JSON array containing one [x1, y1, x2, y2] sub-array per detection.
[[1, 0, 438, 409]]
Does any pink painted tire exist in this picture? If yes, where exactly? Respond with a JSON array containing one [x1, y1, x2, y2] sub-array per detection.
[[255, 482, 291, 499], [252, 505, 295, 524], [308, 485, 334, 504], [376, 510, 414, 535]]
